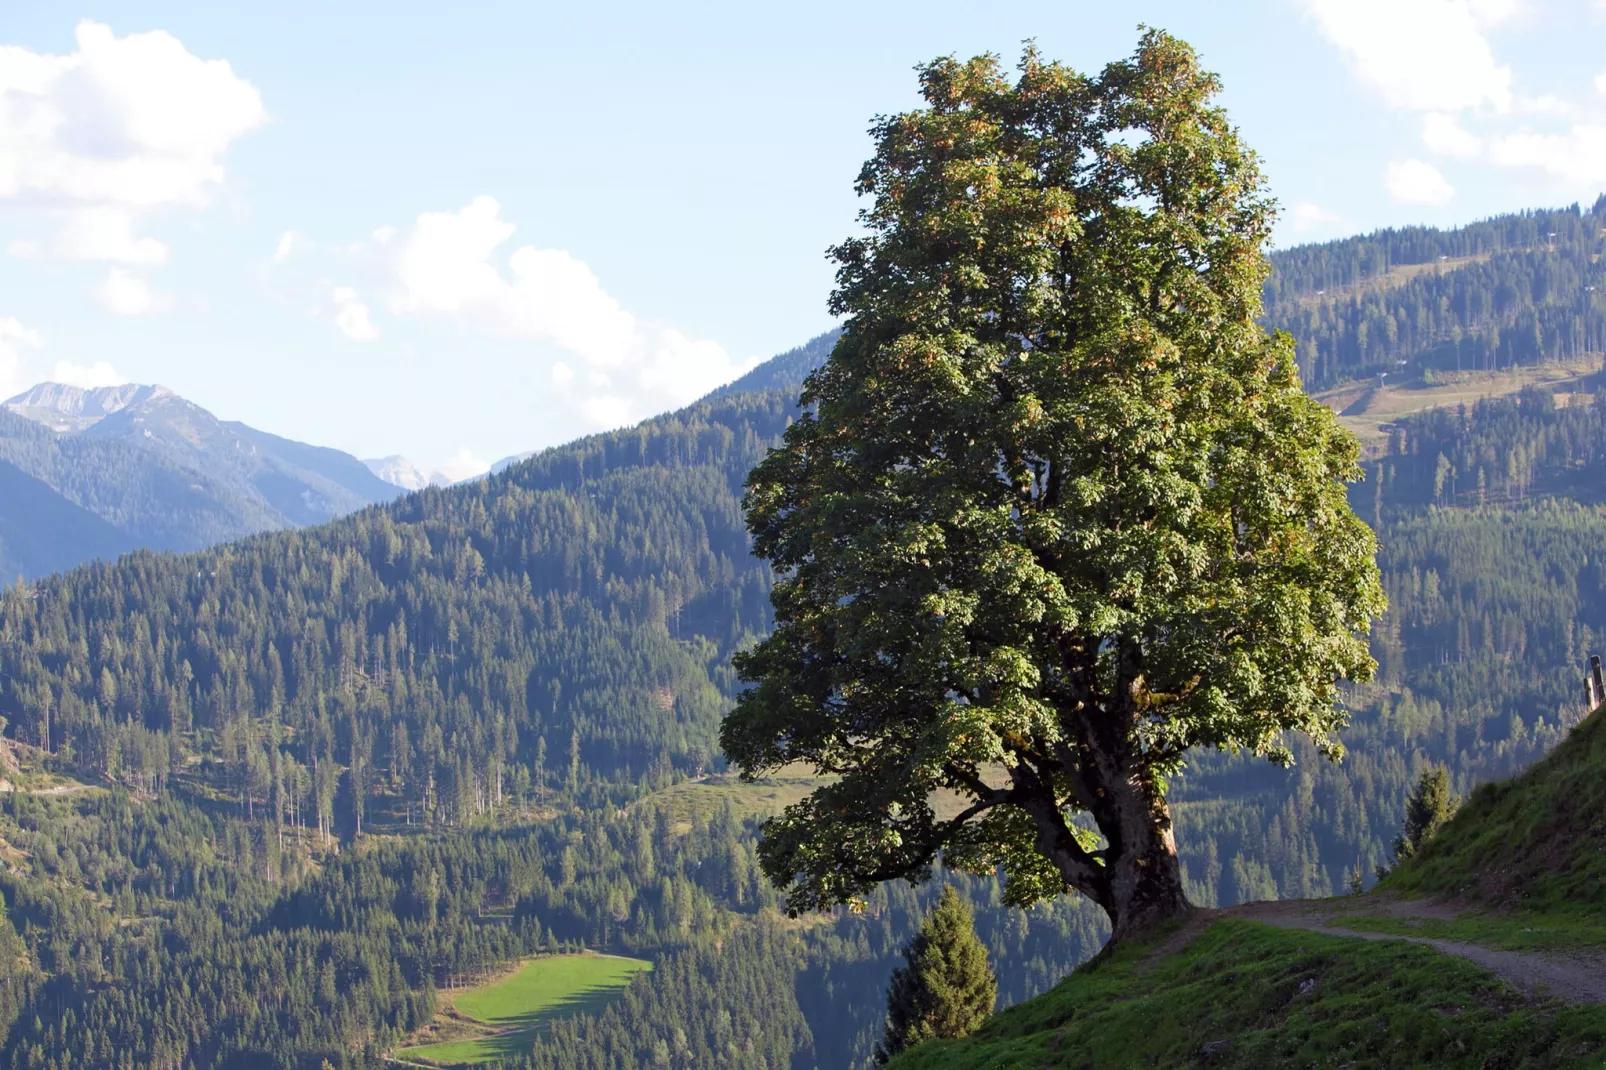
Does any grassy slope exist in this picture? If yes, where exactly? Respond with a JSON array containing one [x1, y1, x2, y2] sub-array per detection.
[[1315, 357, 1600, 457], [1379, 702, 1606, 927], [890, 707, 1606, 1069], [397, 954, 651, 1066], [888, 919, 1606, 1069]]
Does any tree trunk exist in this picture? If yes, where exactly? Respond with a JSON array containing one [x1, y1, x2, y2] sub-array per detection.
[[1026, 767, 1191, 942], [1100, 782, 1192, 942], [1018, 666, 1194, 941]]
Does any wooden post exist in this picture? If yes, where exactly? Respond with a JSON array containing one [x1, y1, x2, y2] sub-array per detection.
[[1591, 655, 1604, 710]]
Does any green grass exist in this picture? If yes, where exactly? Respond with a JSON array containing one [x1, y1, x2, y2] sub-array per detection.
[[397, 953, 651, 1066], [1323, 908, 1606, 953], [886, 919, 1606, 1069], [1383, 703, 1606, 919]]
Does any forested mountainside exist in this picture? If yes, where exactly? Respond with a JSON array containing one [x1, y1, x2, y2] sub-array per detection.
[[0, 201, 1604, 1066], [0, 384, 399, 580], [0, 374, 1105, 1068], [1262, 195, 1606, 389]]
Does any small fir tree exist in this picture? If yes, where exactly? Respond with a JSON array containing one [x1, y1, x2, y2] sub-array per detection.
[[876, 886, 997, 1063], [1392, 766, 1459, 863]]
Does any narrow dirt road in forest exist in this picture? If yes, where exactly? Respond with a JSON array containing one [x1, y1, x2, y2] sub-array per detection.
[[1227, 899, 1606, 1007]]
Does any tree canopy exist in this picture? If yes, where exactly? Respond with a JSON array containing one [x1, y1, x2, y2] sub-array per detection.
[[723, 30, 1386, 939]]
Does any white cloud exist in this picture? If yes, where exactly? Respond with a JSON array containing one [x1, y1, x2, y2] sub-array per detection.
[[1421, 112, 1483, 157], [273, 230, 307, 262], [1286, 200, 1347, 235], [434, 447, 491, 483], [0, 317, 42, 399], [1596, 72, 1606, 95], [1487, 125, 1606, 184], [50, 359, 124, 388], [1464, 0, 1523, 21], [331, 286, 377, 341], [1305, 0, 1513, 112], [94, 268, 171, 315], [377, 196, 759, 431], [0, 20, 264, 275], [49, 207, 168, 264], [1385, 158, 1457, 203]]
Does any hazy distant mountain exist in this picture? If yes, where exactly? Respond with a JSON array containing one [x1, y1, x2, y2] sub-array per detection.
[[4, 382, 171, 432], [489, 450, 536, 475], [0, 457, 135, 583], [0, 382, 402, 579], [363, 455, 452, 491]]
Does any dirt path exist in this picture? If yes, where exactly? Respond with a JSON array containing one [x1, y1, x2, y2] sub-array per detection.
[[1225, 899, 1606, 1007]]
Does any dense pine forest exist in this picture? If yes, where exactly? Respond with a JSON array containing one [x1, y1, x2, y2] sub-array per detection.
[[1263, 195, 1606, 388], [0, 201, 1604, 1066]]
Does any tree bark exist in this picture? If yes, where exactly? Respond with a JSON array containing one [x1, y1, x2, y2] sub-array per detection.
[[1023, 761, 1191, 941], [1013, 642, 1194, 941], [1099, 779, 1192, 942]]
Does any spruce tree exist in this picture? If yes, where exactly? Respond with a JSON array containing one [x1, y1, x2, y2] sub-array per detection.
[[876, 886, 997, 1063], [1392, 766, 1459, 863]]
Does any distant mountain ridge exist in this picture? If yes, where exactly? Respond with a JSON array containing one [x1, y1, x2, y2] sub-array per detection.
[[0, 381, 401, 580], [364, 454, 450, 491], [4, 382, 172, 432]]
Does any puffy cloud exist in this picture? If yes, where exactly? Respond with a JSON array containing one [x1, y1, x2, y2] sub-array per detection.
[[1286, 200, 1346, 235], [273, 230, 312, 262], [1385, 159, 1457, 204], [331, 286, 377, 341], [0, 317, 42, 399], [94, 268, 171, 315], [51, 359, 124, 388], [48, 207, 168, 264], [1421, 112, 1483, 157], [0, 20, 264, 274], [433, 447, 491, 483], [1464, 0, 1525, 23], [378, 196, 758, 431], [1304, 0, 1512, 112], [1487, 125, 1606, 184]]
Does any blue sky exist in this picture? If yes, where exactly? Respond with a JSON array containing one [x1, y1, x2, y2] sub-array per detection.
[[1, 0, 1603, 475]]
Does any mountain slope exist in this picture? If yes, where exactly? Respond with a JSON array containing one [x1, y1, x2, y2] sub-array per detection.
[[1384, 697, 1606, 915], [0, 459, 134, 581], [890, 706, 1606, 1069], [0, 407, 276, 570], [1263, 196, 1606, 389], [0, 382, 401, 578], [706, 329, 840, 400]]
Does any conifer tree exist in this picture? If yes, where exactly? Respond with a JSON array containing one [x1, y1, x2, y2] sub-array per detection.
[[875, 886, 997, 1063], [1392, 766, 1459, 863]]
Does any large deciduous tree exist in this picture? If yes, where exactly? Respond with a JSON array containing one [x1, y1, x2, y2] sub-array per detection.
[[721, 31, 1385, 941]]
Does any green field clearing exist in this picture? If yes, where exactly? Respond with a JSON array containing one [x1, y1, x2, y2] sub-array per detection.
[[397, 953, 652, 1066], [645, 770, 980, 832], [1314, 356, 1600, 456]]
